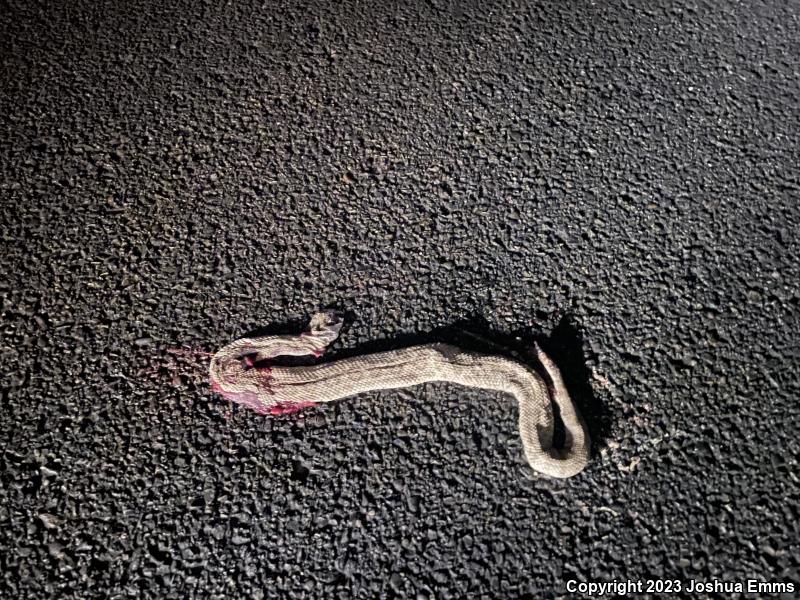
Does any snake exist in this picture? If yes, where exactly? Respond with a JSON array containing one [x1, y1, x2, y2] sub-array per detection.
[[209, 311, 590, 478]]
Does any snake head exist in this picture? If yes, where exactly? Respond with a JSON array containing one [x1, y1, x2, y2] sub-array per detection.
[[305, 310, 344, 345]]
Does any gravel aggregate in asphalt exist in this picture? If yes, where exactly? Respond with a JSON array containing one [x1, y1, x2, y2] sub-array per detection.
[[1, 0, 799, 598]]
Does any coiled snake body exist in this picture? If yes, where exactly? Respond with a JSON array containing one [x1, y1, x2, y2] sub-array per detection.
[[209, 311, 590, 478]]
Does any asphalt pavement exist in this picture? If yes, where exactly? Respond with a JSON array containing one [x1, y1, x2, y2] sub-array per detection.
[[1, 0, 798, 598]]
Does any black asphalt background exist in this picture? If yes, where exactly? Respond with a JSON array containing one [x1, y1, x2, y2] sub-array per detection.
[[1, 0, 799, 598]]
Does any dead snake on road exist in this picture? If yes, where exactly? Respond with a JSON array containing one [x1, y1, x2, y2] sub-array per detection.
[[209, 311, 590, 478]]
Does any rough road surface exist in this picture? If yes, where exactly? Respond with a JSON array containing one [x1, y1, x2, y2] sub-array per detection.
[[1, 1, 798, 598]]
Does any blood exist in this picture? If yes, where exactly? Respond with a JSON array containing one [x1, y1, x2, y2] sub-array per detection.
[[208, 378, 266, 412], [209, 353, 319, 417], [268, 401, 317, 416], [166, 347, 213, 358]]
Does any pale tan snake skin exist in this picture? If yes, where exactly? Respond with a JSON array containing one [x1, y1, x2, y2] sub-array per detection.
[[209, 311, 590, 478]]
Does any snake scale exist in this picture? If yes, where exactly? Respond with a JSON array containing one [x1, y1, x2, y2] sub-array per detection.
[[209, 311, 590, 478]]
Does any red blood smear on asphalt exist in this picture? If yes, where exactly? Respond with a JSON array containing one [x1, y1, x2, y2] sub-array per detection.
[[269, 401, 317, 416], [166, 347, 213, 357]]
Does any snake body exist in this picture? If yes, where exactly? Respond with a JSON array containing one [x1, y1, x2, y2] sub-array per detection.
[[209, 311, 590, 478]]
